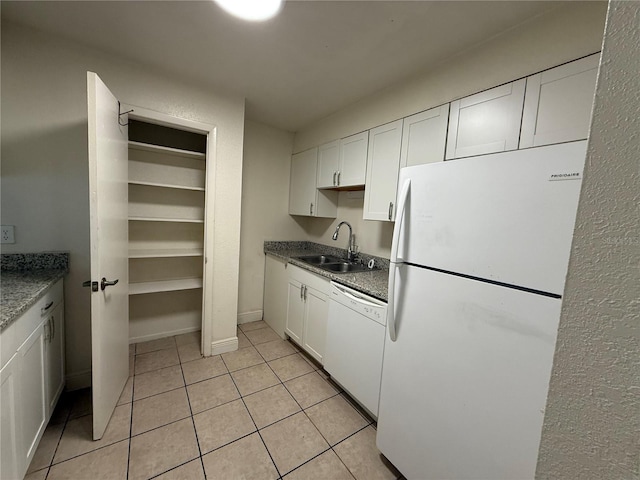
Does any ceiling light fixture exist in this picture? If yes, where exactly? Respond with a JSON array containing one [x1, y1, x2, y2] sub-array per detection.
[[214, 0, 284, 22]]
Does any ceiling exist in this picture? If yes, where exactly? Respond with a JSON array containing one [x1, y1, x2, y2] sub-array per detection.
[[3, 1, 576, 132]]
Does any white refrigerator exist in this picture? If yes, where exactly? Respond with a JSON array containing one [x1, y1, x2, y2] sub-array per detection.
[[376, 141, 587, 480]]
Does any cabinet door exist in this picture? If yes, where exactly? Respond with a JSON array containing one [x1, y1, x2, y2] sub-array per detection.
[[363, 120, 403, 222], [400, 104, 449, 168], [263, 255, 288, 339], [289, 148, 318, 216], [285, 280, 304, 345], [18, 324, 47, 468], [46, 303, 65, 416], [303, 287, 328, 365], [338, 131, 368, 187], [1, 353, 22, 480], [316, 140, 340, 188], [520, 54, 599, 148], [446, 79, 525, 159]]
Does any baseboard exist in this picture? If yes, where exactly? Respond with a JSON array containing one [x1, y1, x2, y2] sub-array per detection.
[[65, 369, 91, 391], [237, 310, 263, 325], [129, 326, 201, 344], [211, 337, 238, 356]]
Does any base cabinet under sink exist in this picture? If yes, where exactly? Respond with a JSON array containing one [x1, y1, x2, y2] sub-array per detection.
[[285, 264, 330, 364]]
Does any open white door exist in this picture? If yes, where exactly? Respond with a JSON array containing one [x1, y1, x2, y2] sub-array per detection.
[[87, 72, 129, 440]]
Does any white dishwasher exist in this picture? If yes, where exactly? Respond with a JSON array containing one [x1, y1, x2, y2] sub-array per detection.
[[325, 282, 387, 418]]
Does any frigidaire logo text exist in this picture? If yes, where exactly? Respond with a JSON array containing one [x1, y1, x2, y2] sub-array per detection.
[[549, 172, 581, 181]]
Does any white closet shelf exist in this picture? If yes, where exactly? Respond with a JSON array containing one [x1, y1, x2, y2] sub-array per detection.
[[129, 248, 204, 259], [128, 180, 205, 192], [128, 141, 206, 160], [128, 216, 205, 223], [129, 278, 203, 295]]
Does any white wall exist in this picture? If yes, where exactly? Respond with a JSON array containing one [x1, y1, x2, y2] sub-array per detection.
[[536, 1, 640, 477], [237, 120, 306, 322], [1, 21, 245, 388], [293, 1, 607, 258]]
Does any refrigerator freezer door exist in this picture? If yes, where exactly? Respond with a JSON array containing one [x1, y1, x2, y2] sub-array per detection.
[[396, 141, 586, 295], [377, 264, 562, 480]]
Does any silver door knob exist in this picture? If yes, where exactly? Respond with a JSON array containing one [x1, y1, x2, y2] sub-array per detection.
[[101, 277, 119, 291]]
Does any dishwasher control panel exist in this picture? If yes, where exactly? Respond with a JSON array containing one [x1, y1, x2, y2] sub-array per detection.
[[329, 282, 387, 326]]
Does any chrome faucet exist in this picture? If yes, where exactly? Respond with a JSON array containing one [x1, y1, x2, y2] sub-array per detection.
[[332, 221, 357, 261]]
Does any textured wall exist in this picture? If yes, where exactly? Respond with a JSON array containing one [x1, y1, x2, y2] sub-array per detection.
[[536, 2, 640, 479]]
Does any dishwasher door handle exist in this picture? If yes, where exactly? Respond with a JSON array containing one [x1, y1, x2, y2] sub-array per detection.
[[333, 285, 383, 308]]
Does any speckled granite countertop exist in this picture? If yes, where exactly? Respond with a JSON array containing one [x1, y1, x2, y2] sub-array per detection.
[[1, 253, 69, 330], [264, 241, 389, 302]]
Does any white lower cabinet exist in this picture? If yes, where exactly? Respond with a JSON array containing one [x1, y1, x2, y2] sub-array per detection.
[[1, 353, 22, 480], [18, 325, 48, 469], [285, 265, 329, 364], [45, 302, 65, 415], [0, 279, 65, 480], [263, 255, 289, 339]]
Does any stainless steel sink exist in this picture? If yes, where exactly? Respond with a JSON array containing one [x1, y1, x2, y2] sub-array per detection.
[[295, 255, 377, 274], [321, 262, 370, 273], [295, 255, 344, 265]]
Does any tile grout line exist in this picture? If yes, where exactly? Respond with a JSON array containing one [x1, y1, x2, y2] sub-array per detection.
[[219, 352, 284, 480], [253, 340, 334, 478], [41, 394, 73, 480], [177, 336, 209, 480], [257, 333, 362, 479], [126, 352, 135, 480]]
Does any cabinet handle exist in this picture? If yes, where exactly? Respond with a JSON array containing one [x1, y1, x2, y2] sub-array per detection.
[[41, 301, 54, 314], [388, 201, 394, 221], [300, 284, 304, 300], [303, 285, 308, 301], [333, 171, 337, 186], [310, 203, 314, 215], [337, 171, 341, 186]]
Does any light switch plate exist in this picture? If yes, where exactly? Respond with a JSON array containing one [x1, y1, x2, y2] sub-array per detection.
[[1, 225, 15, 244]]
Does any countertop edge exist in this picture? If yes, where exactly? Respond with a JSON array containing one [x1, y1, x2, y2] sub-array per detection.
[[1, 270, 67, 331], [264, 246, 389, 302]]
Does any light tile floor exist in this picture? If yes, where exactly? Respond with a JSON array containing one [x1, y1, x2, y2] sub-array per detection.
[[26, 321, 401, 480]]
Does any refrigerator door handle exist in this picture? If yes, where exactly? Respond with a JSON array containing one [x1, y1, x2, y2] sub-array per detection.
[[387, 178, 410, 342], [390, 178, 411, 263], [387, 262, 400, 342]]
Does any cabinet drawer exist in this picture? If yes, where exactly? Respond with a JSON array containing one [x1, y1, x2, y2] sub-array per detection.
[[288, 264, 330, 294], [15, 280, 63, 347]]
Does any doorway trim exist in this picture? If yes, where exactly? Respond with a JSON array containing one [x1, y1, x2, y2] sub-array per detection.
[[123, 104, 217, 357]]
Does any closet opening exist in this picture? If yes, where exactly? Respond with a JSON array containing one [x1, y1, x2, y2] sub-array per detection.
[[127, 119, 209, 353]]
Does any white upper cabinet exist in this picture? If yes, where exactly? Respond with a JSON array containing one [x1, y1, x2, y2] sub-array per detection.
[[446, 79, 526, 160], [316, 140, 340, 188], [520, 53, 600, 148], [363, 120, 403, 222], [400, 104, 449, 168], [338, 131, 369, 187], [289, 147, 338, 217], [290, 148, 319, 216]]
